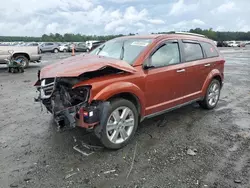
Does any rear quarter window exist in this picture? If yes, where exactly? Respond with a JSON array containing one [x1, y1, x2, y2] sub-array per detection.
[[183, 42, 204, 62], [201, 42, 219, 58]]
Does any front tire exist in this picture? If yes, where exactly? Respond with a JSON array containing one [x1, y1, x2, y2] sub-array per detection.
[[99, 99, 139, 149], [53, 48, 59, 53], [199, 79, 221, 109], [14, 56, 29, 68]]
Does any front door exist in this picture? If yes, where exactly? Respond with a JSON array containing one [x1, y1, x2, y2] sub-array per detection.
[[144, 40, 186, 116]]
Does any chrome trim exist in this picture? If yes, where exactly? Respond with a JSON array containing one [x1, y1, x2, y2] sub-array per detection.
[[176, 69, 185, 73], [40, 78, 55, 99]]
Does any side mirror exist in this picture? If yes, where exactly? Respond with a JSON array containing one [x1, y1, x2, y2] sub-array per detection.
[[143, 58, 154, 70]]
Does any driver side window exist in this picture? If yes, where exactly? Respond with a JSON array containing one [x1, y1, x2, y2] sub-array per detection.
[[151, 42, 180, 68]]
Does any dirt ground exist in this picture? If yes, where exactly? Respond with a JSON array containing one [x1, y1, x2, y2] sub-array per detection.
[[0, 49, 250, 188]]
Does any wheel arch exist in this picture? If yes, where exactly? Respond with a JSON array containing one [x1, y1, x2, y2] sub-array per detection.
[[13, 53, 30, 61], [201, 69, 223, 96], [108, 92, 141, 118], [90, 82, 146, 118]]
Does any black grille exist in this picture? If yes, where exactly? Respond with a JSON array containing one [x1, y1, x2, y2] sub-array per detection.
[[44, 89, 53, 96], [45, 78, 55, 85]]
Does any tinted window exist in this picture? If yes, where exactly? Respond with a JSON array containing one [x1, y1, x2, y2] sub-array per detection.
[[151, 42, 180, 68], [201, 42, 219, 58], [183, 42, 203, 61]]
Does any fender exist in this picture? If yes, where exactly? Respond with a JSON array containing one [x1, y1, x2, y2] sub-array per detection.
[[201, 69, 223, 96], [90, 81, 146, 117]]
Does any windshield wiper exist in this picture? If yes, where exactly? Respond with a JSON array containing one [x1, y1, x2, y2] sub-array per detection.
[[120, 41, 125, 60], [97, 45, 105, 55]]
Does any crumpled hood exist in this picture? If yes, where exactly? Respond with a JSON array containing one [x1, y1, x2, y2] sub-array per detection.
[[40, 54, 136, 79]]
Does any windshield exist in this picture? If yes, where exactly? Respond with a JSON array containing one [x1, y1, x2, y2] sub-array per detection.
[[90, 38, 152, 65]]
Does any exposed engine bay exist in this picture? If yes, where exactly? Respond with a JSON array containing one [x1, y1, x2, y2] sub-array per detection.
[[35, 66, 122, 129]]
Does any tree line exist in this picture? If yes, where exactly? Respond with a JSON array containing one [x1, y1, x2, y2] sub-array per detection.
[[0, 28, 250, 42]]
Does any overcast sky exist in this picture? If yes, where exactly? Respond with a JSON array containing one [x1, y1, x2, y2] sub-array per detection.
[[0, 0, 249, 36]]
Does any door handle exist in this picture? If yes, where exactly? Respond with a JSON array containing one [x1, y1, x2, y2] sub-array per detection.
[[176, 69, 185, 73], [204, 64, 211, 67]]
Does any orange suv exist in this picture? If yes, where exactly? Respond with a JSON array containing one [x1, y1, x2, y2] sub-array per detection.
[[35, 33, 225, 149]]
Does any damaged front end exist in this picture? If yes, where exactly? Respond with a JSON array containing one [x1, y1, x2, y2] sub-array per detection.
[[35, 76, 108, 130]]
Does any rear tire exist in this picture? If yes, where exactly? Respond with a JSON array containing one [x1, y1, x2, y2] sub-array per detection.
[[99, 98, 139, 150], [199, 79, 221, 109]]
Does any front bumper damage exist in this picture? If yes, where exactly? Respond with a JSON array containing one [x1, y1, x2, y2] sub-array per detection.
[[34, 76, 110, 132], [54, 100, 110, 130]]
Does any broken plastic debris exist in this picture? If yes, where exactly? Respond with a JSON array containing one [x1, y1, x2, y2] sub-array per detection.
[[187, 148, 197, 156], [64, 172, 77, 180], [103, 169, 116, 174], [73, 145, 94, 156], [81, 141, 104, 151]]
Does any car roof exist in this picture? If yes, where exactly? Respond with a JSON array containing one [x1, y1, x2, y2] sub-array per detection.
[[117, 34, 213, 43]]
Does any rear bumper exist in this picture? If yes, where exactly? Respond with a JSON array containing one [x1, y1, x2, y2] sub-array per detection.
[[30, 54, 42, 62]]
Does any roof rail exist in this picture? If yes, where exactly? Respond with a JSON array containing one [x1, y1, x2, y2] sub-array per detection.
[[174, 32, 208, 38]]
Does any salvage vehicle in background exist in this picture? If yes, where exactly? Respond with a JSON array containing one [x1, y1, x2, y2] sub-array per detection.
[[39, 42, 60, 53], [35, 33, 225, 149], [0, 46, 41, 68]]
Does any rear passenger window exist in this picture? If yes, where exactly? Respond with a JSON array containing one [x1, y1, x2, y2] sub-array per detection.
[[183, 42, 203, 61], [201, 42, 219, 58]]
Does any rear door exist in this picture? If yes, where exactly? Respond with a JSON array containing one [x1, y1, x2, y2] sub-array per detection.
[[42, 43, 50, 51], [47, 43, 55, 51], [144, 40, 186, 115], [179, 40, 215, 102]]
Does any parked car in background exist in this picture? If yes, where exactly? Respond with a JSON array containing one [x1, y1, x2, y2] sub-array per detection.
[[245, 42, 250, 48], [217, 41, 229, 47], [227, 41, 240, 47], [0, 46, 41, 68], [67, 43, 75, 52], [27, 43, 39, 46], [75, 43, 89, 52], [35, 33, 225, 149], [39, 43, 60, 53], [89, 41, 105, 51], [59, 44, 69, 52], [85, 40, 99, 51]]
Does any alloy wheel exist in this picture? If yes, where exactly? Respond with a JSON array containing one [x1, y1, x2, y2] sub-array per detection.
[[106, 106, 135, 144], [208, 82, 220, 106]]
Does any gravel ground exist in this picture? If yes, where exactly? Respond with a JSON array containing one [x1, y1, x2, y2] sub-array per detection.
[[0, 49, 250, 188]]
